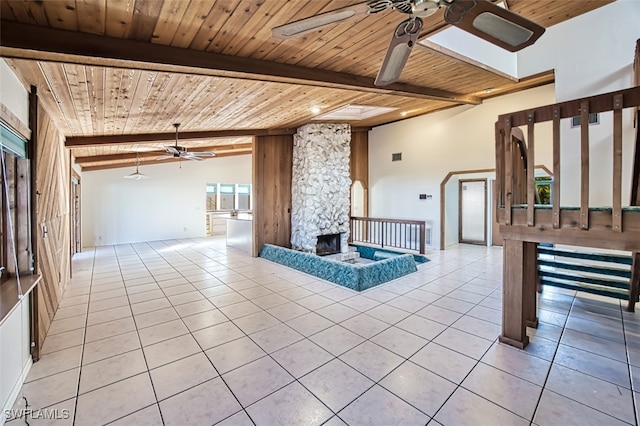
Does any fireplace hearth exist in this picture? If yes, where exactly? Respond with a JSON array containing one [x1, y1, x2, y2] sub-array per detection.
[[316, 233, 341, 256]]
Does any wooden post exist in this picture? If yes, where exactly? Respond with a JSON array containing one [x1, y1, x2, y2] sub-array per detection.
[[504, 117, 513, 226], [525, 242, 539, 328], [495, 122, 504, 212], [552, 107, 561, 228], [629, 253, 640, 312], [580, 101, 590, 230], [28, 85, 39, 362], [499, 239, 537, 349], [612, 94, 623, 232], [527, 112, 535, 227]]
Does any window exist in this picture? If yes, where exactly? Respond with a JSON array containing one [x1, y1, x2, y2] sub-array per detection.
[[219, 184, 236, 210], [206, 184, 217, 211], [205, 183, 252, 212], [0, 123, 31, 285], [237, 184, 251, 210]]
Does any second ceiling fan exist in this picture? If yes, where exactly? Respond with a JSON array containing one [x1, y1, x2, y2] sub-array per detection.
[[160, 123, 216, 161], [272, 0, 545, 86]]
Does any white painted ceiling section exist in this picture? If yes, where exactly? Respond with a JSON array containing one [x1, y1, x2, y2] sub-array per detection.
[[422, 26, 519, 78]]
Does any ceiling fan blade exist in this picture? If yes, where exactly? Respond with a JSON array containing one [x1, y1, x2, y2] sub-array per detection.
[[444, 0, 545, 52], [156, 155, 174, 160], [271, 1, 371, 39], [375, 18, 423, 87], [165, 146, 180, 155], [188, 151, 216, 157], [184, 155, 205, 161]]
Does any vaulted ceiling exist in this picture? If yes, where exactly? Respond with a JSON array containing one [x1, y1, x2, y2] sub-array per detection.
[[0, 0, 612, 171]]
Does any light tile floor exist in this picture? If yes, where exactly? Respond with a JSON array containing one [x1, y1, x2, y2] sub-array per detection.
[[8, 237, 640, 425]]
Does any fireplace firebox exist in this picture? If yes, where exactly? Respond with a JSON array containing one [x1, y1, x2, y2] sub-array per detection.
[[316, 233, 341, 256]]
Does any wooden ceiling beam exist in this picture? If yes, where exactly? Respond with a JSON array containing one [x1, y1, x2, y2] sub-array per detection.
[[80, 149, 252, 172], [74, 143, 253, 164], [65, 129, 293, 148], [0, 20, 480, 105]]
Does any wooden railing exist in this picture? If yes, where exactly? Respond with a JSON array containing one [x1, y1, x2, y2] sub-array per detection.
[[350, 216, 426, 254], [495, 86, 640, 249], [495, 85, 640, 350]]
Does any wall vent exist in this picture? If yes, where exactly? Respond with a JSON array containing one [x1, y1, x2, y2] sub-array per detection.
[[571, 113, 599, 128], [392, 153, 402, 162]]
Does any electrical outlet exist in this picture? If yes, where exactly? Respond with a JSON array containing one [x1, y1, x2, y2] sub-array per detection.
[[183, 227, 188, 232]]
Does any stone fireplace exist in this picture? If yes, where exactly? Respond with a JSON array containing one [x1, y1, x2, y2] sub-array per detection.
[[291, 123, 351, 254]]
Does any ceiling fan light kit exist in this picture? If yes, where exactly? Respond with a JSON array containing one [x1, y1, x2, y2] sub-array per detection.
[[272, 0, 545, 86], [124, 152, 149, 180]]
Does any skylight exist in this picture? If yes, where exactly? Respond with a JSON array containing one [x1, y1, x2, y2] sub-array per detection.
[[420, 25, 518, 78], [313, 105, 397, 121], [419, 1, 520, 78]]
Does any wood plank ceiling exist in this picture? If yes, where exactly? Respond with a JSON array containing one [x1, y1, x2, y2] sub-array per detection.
[[0, 0, 612, 171]]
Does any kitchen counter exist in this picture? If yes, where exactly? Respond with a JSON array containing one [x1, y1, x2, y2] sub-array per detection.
[[225, 213, 252, 254]]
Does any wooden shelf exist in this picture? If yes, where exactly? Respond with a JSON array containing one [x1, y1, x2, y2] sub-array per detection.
[[0, 274, 41, 326]]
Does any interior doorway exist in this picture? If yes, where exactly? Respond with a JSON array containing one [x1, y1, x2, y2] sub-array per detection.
[[459, 179, 487, 245], [71, 172, 81, 255]]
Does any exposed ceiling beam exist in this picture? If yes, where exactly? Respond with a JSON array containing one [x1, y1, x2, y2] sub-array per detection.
[[0, 21, 480, 105], [80, 149, 252, 172], [65, 129, 293, 148], [74, 143, 253, 164]]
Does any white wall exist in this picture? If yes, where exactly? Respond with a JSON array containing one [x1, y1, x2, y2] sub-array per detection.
[[370, 1, 640, 249], [518, 0, 640, 207], [369, 84, 555, 250], [82, 155, 251, 247], [518, 0, 639, 102], [0, 60, 29, 125], [0, 298, 32, 425], [0, 60, 32, 425]]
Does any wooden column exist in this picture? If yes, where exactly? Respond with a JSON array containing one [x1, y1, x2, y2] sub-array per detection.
[[350, 130, 369, 217], [252, 134, 293, 256], [629, 253, 640, 312], [28, 85, 40, 361], [499, 239, 537, 349]]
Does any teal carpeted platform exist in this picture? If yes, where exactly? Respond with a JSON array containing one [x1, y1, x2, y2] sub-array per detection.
[[259, 244, 425, 291]]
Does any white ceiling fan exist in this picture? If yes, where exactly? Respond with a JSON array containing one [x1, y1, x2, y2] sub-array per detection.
[[159, 123, 216, 161], [272, 0, 545, 86]]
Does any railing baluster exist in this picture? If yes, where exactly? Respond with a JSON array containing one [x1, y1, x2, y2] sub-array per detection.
[[348, 216, 427, 254], [613, 94, 623, 232], [580, 101, 590, 230], [552, 107, 561, 229], [504, 117, 513, 225], [527, 111, 535, 227]]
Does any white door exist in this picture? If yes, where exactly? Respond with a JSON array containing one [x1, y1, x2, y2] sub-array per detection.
[[459, 179, 487, 244]]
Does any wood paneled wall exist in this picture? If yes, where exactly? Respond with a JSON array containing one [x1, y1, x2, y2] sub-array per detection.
[[252, 134, 293, 256], [350, 130, 369, 216], [35, 103, 70, 347]]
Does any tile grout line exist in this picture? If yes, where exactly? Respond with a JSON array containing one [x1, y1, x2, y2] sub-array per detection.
[[112, 242, 166, 426], [130, 240, 258, 426], [620, 302, 639, 426], [71, 247, 96, 426], [527, 290, 578, 425]]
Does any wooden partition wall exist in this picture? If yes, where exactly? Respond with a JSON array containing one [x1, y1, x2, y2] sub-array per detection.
[[35, 101, 71, 349], [350, 129, 369, 217], [252, 134, 293, 256]]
